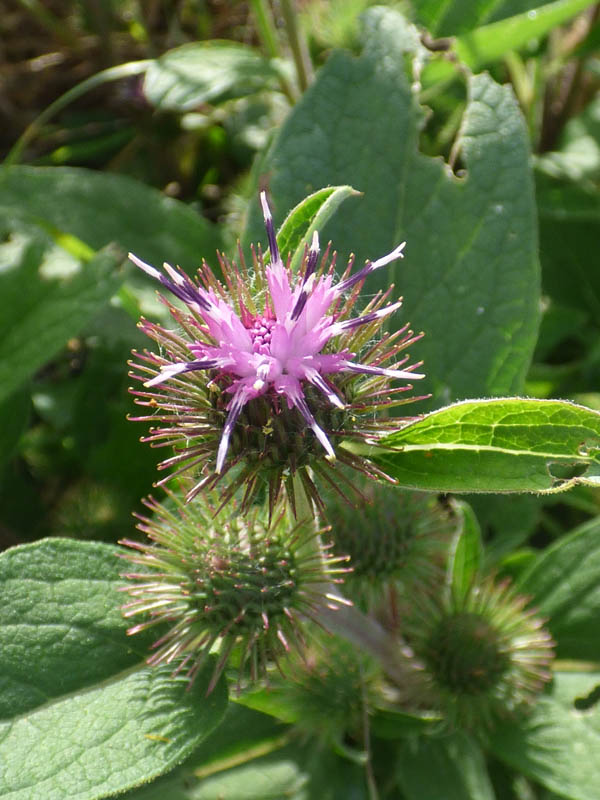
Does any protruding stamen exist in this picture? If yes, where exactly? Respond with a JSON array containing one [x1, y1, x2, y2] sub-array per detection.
[[341, 360, 425, 381], [130, 253, 211, 312], [291, 273, 316, 321], [294, 395, 336, 461], [252, 362, 270, 392], [163, 262, 186, 286], [260, 191, 282, 268], [329, 301, 403, 335], [144, 359, 218, 387], [129, 252, 162, 281], [336, 242, 406, 294], [307, 371, 345, 409], [216, 391, 248, 472], [304, 231, 320, 282]]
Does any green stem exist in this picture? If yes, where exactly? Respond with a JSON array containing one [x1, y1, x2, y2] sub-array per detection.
[[249, 0, 280, 59], [193, 732, 293, 779], [4, 60, 152, 166], [504, 52, 533, 114], [360, 664, 380, 800], [279, 0, 313, 92], [249, 0, 298, 103]]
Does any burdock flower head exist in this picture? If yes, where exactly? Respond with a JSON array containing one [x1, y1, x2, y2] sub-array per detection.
[[120, 488, 351, 693], [273, 626, 382, 747], [394, 578, 554, 729], [129, 192, 424, 509], [322, 478, 455, 611]]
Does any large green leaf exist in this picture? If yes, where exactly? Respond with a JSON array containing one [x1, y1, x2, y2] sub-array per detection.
[[0, 538, 149, 717], [0, 539, 228, 799], [143, 41, 280, 111], [244, 8, 540, 407], [120, 704, 293, 799], [396, 732, 495, 800], [369, 398, 600, 493], [516, 517, 600, 659], [0, 165, 221, 272], [0, 230, 122, 405], [490, 671, 600, 800]]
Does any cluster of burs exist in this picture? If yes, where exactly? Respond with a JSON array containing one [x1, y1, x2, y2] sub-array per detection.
[[121, 197, 553, 748]]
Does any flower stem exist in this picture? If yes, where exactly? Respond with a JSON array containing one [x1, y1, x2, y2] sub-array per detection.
[[249, 0, 298, 103], [249, 0, 280, 59], [279, 0, 313, 93]]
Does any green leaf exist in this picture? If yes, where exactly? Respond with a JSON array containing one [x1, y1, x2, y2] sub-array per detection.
[[0, 165, 221, 272], [120, 704, 292, 799], [126, 703, 298, 800], [274, 185, 359, 273], [490, 672, 600, 800], [447, 500, 483, 605], [0, 539, 228, 799], [122, 704, 367, 799], [233, 686, 302, 725], [454, 0, 598, 70], [371, 708, 443, 739], [396, 732, 495, 800], [552, 670, 600, 711], [244, 8, 540, 407], [516, 517, 600, 660], [416, 0, 546, 36], [187, 745, 368, 800], [0, 232, 122, 404], [0, 538, 144, 717], [133, 753, 306, 800], [143, 41, 280, 111], [369, 398, 600, 493]]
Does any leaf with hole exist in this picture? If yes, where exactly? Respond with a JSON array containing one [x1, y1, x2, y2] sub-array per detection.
[[243, 7, 540, 407], [368, 398, 600, 493]]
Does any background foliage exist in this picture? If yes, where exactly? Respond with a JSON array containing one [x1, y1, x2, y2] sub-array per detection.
[[1, 0, 600, 798]]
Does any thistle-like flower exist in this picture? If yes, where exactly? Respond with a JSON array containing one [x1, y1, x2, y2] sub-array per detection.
[[322, 479, 455, 611], [393, 578, 554, 729], [273, 626, 382, 747], [129, 192, 424, 510], [120, 488, 351, 693]]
